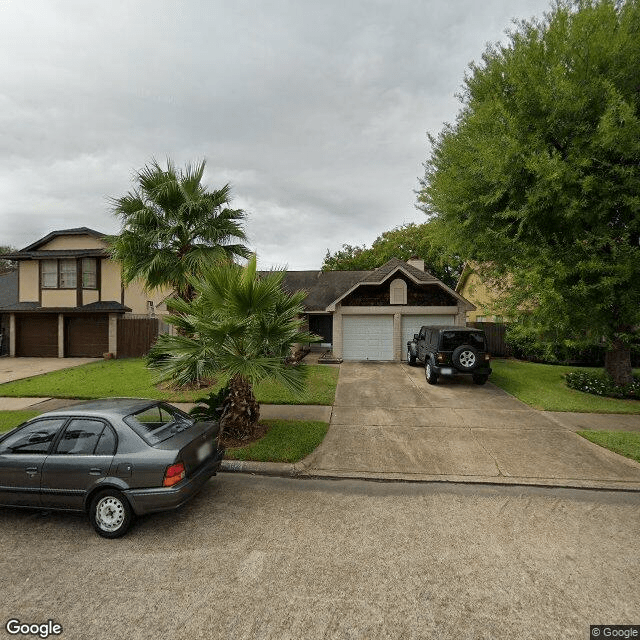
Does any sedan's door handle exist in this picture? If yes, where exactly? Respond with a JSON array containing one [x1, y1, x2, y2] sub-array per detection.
[[25, 467, 39, 476], [89, 468, 103, 476]]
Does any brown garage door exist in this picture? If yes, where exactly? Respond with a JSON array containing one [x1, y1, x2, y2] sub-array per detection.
[[65, 315, 109, 357], [16, 315, 59, 357]]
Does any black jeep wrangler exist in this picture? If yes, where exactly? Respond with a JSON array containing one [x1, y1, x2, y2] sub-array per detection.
[[407, 325, 492, 385]]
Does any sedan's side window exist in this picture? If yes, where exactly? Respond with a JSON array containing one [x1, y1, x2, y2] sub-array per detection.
[[55, 419, 115, 456], [0, 419, 67, 455]]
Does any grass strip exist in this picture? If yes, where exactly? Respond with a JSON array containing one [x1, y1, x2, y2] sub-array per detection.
[[490, 359, 640, 414], [224, 419, 329, 463], [0, 359, 339, 406], [577, 430, 640, 464]]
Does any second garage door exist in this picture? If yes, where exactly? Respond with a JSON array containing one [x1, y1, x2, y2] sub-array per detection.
[[342, 315, 394, 361], [65, 315, 109, 357], [401, 314, 456, 360]]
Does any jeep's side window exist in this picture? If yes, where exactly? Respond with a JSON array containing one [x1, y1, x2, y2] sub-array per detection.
[[419, 328, 426, 340]]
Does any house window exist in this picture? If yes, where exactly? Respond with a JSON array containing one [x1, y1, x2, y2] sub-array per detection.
[[390, 279, 407, 305], [59, 259, 77, 288], [41, 260, 58, 288], [82, 259, 97, 289]]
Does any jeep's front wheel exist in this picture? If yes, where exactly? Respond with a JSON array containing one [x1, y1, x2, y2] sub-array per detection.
[[407, 348, 417, 366], [425, 362, 438, 385]]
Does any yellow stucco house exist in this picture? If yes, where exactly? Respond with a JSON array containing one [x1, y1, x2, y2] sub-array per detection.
[[2, 227, 172, 358], [455, 263, 510, 324]]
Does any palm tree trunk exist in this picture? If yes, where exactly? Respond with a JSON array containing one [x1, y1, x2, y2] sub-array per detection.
[[219, 374, 261, 440]]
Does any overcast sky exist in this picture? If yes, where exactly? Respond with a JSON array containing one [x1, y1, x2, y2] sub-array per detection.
[[0, 0, 550, 270]]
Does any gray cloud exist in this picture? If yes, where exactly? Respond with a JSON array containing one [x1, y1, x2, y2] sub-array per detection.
[[0, 0, 550, 267]]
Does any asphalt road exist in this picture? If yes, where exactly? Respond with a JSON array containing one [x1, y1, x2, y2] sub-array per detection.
[[2, 474, 638, 640]]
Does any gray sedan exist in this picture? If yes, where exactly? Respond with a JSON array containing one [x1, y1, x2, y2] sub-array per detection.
[[0, 398, 224, 538]]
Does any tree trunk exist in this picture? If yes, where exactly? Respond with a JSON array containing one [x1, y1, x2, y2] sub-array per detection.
[[219, 374, 261, 441], [604, 340, 633, 386]]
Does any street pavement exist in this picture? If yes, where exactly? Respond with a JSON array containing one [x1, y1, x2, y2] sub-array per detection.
[[1, 474, 638, 640]]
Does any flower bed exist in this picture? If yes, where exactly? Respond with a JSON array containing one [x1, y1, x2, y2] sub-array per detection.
[[565, 371, 639, 399]]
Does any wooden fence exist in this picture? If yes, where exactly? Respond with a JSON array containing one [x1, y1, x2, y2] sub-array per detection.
[[117, 317, 160, 358], [468, 321, 511, 357]]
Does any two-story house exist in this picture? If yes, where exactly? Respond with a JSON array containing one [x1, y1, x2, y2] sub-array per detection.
[[1, 228, 172, 358]]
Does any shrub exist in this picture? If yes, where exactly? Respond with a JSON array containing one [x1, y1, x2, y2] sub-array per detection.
[[565, 371, 639, 399]]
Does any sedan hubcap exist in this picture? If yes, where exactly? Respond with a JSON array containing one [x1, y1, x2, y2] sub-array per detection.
[[96, 497, 125, 531], [459, 350, 476, 367]]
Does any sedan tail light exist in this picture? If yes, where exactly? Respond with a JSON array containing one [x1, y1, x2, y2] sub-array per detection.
[[163, 462, 186, 487]]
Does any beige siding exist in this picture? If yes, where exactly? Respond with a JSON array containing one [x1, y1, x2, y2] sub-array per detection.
[[100, 259, 122, 302], [40, 235, 107, 250], [82, 290, 100, 305], [18, 262, 39, 302], [41, 289, 76, 307], [123, 279, 172, 315]]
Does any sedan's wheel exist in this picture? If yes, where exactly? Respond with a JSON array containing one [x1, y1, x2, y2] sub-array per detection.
[[89, 489, 133, 539], [425, 362, 438, 385], [452, 345, 479, 371]]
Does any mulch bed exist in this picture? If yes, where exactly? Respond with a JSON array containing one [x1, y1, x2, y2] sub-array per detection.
[[220, 421, 269, 450]]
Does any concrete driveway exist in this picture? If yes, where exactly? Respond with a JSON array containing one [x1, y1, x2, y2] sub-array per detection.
[[0, 357, 96, 385], [302, 362, 640, 489]]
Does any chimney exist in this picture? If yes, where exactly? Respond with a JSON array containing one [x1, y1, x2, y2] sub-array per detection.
[[407, 257, 424, 271]]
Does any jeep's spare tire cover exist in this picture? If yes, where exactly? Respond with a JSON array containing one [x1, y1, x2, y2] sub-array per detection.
[[452, 344, 478, 371]]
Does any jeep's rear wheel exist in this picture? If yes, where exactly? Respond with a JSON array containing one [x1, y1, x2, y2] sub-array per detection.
[[425, 362, 438, 385], [452, 345, 479, 371], [473, 374, 489, 385]]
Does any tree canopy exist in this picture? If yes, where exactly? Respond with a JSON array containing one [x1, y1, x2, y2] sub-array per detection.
[[109, 159, 250, 301], [418, 0, 640, 383], [322, 221, 463, 288], [0, 246, 17, 274]]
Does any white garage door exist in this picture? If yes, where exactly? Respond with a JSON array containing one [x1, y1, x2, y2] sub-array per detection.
[[401, 315, 455, 360], [342, 315, 394, 361]]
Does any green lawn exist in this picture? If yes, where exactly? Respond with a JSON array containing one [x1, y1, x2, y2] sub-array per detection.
[[0, 410, 42, 433], [224, 419, 329, 463], [491, 359, 640, 414], [578, 430, 640, 464], [0, 358, 339, 406]]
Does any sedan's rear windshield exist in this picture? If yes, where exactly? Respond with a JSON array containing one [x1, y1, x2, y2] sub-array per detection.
[[124, 403, 195, 445], [440, 331, 486, 351]]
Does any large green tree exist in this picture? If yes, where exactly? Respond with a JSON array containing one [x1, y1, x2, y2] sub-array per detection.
[[419, 0, 640, 385], [147, 256, 319, 440], [322, 221, 463, 288], [109, 159, 250, 301]]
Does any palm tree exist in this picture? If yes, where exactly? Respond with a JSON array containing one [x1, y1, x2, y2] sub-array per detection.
[[147, 256, 320, 440], [109, 158, 250, 301]]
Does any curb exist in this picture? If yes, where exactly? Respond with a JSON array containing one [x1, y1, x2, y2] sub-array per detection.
[[219, 461, 640, 493]]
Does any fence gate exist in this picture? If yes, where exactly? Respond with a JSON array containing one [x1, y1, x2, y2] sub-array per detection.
[[117, 317, 159, 358], [468, 322, 510, 357]]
